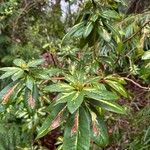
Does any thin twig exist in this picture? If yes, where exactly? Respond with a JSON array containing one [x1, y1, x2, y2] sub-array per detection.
[[123, 77, 150, 91]]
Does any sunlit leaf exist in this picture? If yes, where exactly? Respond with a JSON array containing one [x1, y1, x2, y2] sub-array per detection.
[[67, 91, 84, 114]]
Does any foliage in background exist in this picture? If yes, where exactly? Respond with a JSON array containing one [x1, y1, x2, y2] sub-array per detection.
[[0, 0, 150, 149]]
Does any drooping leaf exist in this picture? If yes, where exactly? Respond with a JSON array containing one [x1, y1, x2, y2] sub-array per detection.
[[36, 104, 65, 139], [105, 79, 128, 97], [91, 111, 109, 147], [0, 81, 19, 104], [99, 100, 125, 114], [63, 107, 90, 150], [90, 99, 125, 114]]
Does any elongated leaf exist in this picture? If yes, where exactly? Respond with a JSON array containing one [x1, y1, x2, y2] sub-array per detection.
[[36, 104, 65, 139], [0, 81, 18, 103], [101, 10, 120, 19], [26, 76, 34, 90], [98, 27, 111, 42], [105, 79, 128, 97], [0, 67, 20, 72], [67, 91, 84, 114], [90, 98, 125, 114], [83, 22, 93, 38], [104, 22, 121, 38], [55, 91, 77, 105], [32, 84, 39, 108], [13, 59, 26, 67], [44, 83, 75, 92], [91, 111, 109, 147], [11, 70, 24, 81], [24, 88, 33, 111], [73, 26, 85, 38], [27, 59, 44, 67], [0, 69, 20, 79], [100, 100, 125, 114], [62, 22, 85, 43], [63, 107, 90, 150], [85, 89, 119, 101], [105, 75, 126, 84]]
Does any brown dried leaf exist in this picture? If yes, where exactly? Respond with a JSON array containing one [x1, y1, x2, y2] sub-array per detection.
[[28, 95, 35, 109], [71, 113, 79, 136]]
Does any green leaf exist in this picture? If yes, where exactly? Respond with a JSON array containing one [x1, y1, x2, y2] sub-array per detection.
[[105, 75, 127, 84], [63, 107, 90, 150], [105, 79, 128, 97], [101, 10, 120, 20], [24, 88, 32, 111], [13, 59, 26, 67], [62, 22, 85, 44], [0, 69, 20, 79], [67, 91, 84, 114], [90, 99, 125, 114], [44, 83, 75, 92], [11, 70, 24, 81], [55, 91, 77, 105], [0, 81, 18, 103], [27, 59, 44, 67], [91, 112, 109, 147], [73, 26, 85, 38], [142, 50, 150, 60], [99, 100, 125, 114], [36, 104, 65, 139], [104, 22, 121, 38], [85, 88, 119, 101], [32, 84, 39, 108], [26, 76, 34, 90], [98, 27, 111, 42], [83, 22, 93, 38], [0, 67, 20, 72]]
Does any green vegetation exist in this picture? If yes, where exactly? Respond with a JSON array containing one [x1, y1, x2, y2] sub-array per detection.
[[0, 0, 150, 149]]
